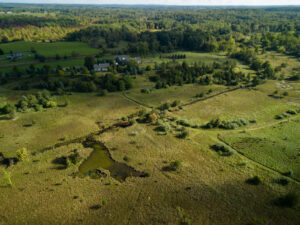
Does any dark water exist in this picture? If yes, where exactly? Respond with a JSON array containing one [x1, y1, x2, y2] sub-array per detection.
[[268, 95, 282, 99], [78, 141, 145, 182]]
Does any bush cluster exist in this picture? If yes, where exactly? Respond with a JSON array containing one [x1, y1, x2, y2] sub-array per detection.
[[16, 90, 57, 112], [204, 118, 253, 129], [275, 109, 298, 120], [211, 143, 235, 156]]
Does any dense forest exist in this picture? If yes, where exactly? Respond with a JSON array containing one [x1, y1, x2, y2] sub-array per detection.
[[0, 5, 299, 57]]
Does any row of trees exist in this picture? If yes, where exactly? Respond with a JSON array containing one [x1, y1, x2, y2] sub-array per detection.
[[152, 60, 249, 88]]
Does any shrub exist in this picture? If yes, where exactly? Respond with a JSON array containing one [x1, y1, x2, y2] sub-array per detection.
[[274, 193, 298, 208], [148, 113, 158, 122], [65, 150, 82, 167], [158, 102, 171, 111], [286, 109, 296, 115], [145, 65, 152, 71], [155, 123, 171, 133], [2, 169, 12, 187], [141, 88, 151, 94], [283, 91, 288, 96], [177, 128, 189, 139], [123, 156, 130, 162], [274, 177, 290, 186], [246, 176, 262, 185], [16, 147, 28, 161], [45, 101, 57, 108], [282, 170, 293, 177], [9, 111, 17, 119], [177, 119, 191, 127], [195, 92, 204, 98], [211, 143, 234, 156], [98, 89, 108, 96], [1, 103, 16, 114], [163, 160, 181, 171], [204, 118, 250, 129], [275, 113, 289, 120], [34, 104, 43, 112], [171, 100, 180, 107]]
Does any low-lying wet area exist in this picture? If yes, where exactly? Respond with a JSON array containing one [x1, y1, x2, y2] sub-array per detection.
[[268, 94, 282, 99], [78, 141, 145, 182]]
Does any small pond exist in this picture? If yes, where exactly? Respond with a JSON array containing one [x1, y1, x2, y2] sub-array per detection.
[[268, 95, 282, 99], [78, 141, 145, 182]]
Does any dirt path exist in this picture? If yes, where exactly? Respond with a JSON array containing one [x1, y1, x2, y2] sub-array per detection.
[[122, 91, 153, 109], [122, 87, 241, 110], [180, 87, 240, 107]]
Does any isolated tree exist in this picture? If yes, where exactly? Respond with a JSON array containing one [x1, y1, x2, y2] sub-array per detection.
[[84, 56, 95, 70]]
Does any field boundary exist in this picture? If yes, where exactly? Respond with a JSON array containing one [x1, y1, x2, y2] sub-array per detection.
[[217, 134, 300, 183], [181, 87, 240, 107], [122, 91, 153, 108]]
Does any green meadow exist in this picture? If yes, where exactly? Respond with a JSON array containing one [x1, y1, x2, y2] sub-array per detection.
[[0, 50, 299, 225]]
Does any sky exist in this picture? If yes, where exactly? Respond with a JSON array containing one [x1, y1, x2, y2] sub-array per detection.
[[0, 0, 299, 5]]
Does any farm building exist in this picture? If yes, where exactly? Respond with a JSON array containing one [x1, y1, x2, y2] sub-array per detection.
[[93, 63, 110, 72]]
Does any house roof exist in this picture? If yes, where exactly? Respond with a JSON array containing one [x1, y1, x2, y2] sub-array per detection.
[[94, 63, 110, 69]]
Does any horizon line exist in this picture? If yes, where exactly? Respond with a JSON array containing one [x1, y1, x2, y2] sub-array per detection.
[[0, 2, 300, 7]]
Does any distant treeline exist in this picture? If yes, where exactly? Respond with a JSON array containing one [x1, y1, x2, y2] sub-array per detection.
[[160, 54, 186, 60], [0, 15, 79, 28], [0, 6, 299, 57]]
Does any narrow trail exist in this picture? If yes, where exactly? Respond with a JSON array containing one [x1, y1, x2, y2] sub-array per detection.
[[37, 121, 130, 154], [216, 134, 300, 184], [122, 87, 241, 110], [122, 91, 152, 109], [222, 115, 299, 134], [180, 87, 240, 107]]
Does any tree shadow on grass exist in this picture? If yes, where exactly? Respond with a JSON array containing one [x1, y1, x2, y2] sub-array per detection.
[[51, 156, 67, 170], [0, 115, 11, 121]]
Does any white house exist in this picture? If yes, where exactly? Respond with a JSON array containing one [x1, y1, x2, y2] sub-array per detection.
[[93, 63, 110, 72]]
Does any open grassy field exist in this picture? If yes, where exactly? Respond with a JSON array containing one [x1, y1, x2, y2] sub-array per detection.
[[0, 58, 85, 73], [0, 51, 299, 225], [173, 84, 299, 125], [257, 51, 300, 79], [0, 41, 99, 73], [125, 75, 230, 107], [222, 118, 300, 180], [0, 41, 99, 57]]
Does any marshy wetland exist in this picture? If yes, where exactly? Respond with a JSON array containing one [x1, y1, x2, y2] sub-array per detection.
[[78, 140, 146, 182]]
